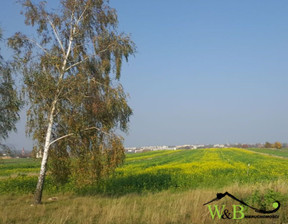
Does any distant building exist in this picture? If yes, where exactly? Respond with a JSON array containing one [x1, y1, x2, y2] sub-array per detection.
[[213, 144, 225, 148]]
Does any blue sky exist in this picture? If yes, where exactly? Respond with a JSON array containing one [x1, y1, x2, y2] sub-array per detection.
[[1, 0, 288, 149]]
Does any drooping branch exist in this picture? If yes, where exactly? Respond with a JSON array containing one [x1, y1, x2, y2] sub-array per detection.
[[23, 37, 50, 55]]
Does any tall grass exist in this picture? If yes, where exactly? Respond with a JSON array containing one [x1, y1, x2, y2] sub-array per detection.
[[0, 182, 287, 224]]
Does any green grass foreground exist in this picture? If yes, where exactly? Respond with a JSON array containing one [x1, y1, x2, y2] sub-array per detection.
[[0, 148, 288, 223]]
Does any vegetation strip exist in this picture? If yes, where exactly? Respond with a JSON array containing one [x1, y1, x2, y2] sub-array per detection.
[[1, 148, 288, 196]]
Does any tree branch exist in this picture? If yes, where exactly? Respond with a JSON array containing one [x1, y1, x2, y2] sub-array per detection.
[[48, 133, 74, 146], [76, 4, 88, 24], [61, 16, 77, 72], [23, 37, 50, 55], [47, 17, 65, 55], [90, 77, 110, 89], [48, 126, 114, 147], [65, 43, 114, 72], [65, 56, 89, 71]]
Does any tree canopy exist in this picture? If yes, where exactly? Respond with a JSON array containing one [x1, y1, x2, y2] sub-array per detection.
[[0, 28, 22, 141]]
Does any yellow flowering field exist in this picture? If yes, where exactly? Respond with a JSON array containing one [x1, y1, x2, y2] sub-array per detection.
[[1, 148, 287, 196], [101, 148, 288, 195]]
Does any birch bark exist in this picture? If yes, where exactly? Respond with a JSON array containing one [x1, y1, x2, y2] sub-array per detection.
[[34, 99, 57, 204]]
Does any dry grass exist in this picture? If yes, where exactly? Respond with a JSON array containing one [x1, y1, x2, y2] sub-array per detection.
[[1, 181, 287, 224]]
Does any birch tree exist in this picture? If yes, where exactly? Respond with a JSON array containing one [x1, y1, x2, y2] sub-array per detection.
[[8, 0, 135, 204]]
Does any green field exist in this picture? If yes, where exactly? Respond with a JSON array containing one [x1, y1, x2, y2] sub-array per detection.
[[1, 148, 288, 195], [246, 147, 288, 158], [1, 148, 288, 223], [0, 158, 40, 177]]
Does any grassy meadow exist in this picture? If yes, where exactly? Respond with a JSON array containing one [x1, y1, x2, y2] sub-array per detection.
[[246, 147, 288, 158], [1, 148, 288, 223]]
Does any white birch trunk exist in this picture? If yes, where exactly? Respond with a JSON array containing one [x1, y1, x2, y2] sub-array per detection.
[[34, 99, 57, 204], [34, 12, 76, 204]]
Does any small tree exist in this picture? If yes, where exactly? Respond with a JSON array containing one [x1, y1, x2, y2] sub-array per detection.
[[274, 142, 282, 149], [0, 28, 22, 141], [9, 0, 135, 204], [264, 142, 272, 148]]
